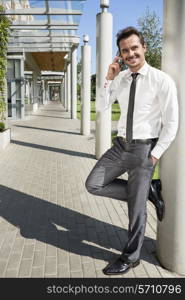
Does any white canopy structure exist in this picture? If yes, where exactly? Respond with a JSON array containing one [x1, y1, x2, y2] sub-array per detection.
[[1, 0, 86, 71], [0, 0, 86, 119]]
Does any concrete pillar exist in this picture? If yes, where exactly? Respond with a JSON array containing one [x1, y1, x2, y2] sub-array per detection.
[[81, 34, 91, 136], [64, 72, 67, 110], [46, 80, 48, 103], [60, 82, 63, 104], [71, 47, 77, 119], [41, 80, 44, 104], [156, 0, 185, 275], [95, 0, 113, 158], [32, 73, 39, 111], [20, 57, 25, 119], [44, 80, 48, 104], [41, 80, 45, 104], [61, 78, 64, 106], [67, 62, 71, 112]]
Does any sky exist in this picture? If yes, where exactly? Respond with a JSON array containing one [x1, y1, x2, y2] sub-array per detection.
[[77, 0, 163, 74]]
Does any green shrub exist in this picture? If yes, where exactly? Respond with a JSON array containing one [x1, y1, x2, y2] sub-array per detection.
[[0, 121, 5, 132], [0, 99, 6, 121], [0, 5, 11, 100]]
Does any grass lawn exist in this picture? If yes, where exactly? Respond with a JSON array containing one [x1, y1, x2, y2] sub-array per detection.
[[77, 99, 159, 179], [77, 99, 120, 121]]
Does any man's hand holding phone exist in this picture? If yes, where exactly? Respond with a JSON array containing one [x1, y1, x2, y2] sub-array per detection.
[[106, 56, 124, 80]]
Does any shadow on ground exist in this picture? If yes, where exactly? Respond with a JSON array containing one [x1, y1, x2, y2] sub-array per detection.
[[14, 125, 81, 136], [40, 109, 66, 113], [30, 114, 70, 119], [0, 185, 158, 265], [11, 140, 95, 160]]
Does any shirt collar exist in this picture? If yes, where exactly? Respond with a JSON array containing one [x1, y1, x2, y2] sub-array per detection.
[[125, 61, 149, 78]]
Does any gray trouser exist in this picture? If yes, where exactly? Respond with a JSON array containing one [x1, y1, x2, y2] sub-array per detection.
[[85, 136, 156, 262]]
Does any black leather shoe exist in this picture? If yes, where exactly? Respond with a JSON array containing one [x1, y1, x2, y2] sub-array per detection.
[[102, 257, 140, 275], [148, 179, 165, 221]]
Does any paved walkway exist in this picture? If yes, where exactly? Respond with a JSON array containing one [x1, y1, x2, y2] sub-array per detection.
[[0, 101, 181, 278]]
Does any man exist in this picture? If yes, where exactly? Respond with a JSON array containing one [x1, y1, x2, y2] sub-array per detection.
[[85, 27, 179, 275]]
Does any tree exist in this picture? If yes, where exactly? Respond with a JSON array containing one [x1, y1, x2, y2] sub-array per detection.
[[0, 4, 11, 101], [91, 74, 96, 101], [0, 4, 10, 129], [137, 7, 162, 69], [77, 61, 82, 100]]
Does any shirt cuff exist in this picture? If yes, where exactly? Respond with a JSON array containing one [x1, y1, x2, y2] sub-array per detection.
[[96, 80, 112, 112], [151, 144, 165, 160], [104, 79, 112, 88]]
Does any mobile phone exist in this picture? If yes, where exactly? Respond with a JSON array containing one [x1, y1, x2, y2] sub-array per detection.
[[116, 50, 125, 70]]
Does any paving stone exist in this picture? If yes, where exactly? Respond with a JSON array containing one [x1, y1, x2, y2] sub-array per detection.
[[57, 264, 70, 278], [71, 271, 83, 278], [22, 244, 35, 259], [133, 261, 149, 278], [96, 269, 108, 278], [12, 238, 24, 252], [4, 268, 18, 278], [33, 251, 45, 267], [46, 245, 57, 257], [45, 256, 57, 276], [69, 254, 82, 273], [18, 259, 32, 277], [57, 249, 69, 265], [0, 259, 7, 277], [3, 231, 17, 245], [35, 241, 46, 251], [0, 244, 12, 260], [6, 252, 22, 269], [31, 266, 44, 278]]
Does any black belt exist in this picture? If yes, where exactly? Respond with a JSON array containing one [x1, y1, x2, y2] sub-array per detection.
[[118, 137, 158, 144]]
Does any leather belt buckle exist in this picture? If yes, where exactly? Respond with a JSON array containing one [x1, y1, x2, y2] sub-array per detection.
[[122, 137, 129, 144], [120, 137, 158, 145], [132, 139, 150, 144]]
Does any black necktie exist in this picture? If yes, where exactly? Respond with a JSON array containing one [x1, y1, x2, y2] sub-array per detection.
[[126, 73, 139, 142]]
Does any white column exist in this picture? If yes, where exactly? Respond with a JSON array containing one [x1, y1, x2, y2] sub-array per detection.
[[67, 62, 71, 112], [64, 72, 67, 110], [71, 47, 77, 119], [61, 81, 64, 105], [32, 72, 39, 111], [81, 35, 91, 136], [41, 80, 45, 104], [156, 0, 185, 275], [45, 80, 49, 103], [95, 0, 113, 158], [20, 57, 25, 119]]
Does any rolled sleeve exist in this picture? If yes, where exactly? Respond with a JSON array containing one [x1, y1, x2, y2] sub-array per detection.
[[96, 75, 120, 112]]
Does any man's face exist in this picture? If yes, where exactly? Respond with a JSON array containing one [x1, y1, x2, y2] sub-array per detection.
[[119, 34, 146, 71]]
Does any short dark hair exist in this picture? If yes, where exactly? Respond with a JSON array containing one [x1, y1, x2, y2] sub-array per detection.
[[116, 26, 145, 50]]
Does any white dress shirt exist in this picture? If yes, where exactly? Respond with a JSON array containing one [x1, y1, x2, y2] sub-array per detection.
[[96, 62, 179, 159]]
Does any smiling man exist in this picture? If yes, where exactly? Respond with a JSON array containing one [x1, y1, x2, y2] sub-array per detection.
[[85, 27, 179, 275]]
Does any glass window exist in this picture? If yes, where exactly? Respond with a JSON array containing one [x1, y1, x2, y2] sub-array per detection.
[[7, 59, 21, 79], [14, 60, 21, 78], [7, 60, 14, 79], [15, 81, 21, 100]]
